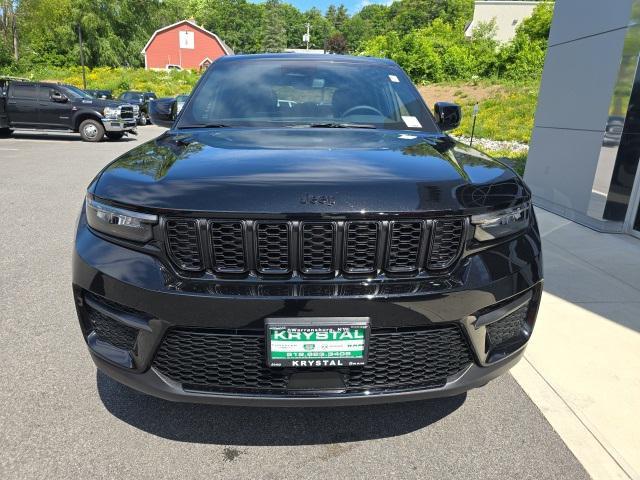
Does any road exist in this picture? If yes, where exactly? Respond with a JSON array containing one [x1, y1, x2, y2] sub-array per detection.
[[0, 127, 589, 479]]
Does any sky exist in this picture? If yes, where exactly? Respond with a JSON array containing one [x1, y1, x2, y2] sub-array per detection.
[[257, 0, 393, 14]]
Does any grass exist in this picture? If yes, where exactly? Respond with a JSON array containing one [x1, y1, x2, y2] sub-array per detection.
[[19, 66, 201, 97], [420, 80, 540, 144], [454, 88, 538, 144]]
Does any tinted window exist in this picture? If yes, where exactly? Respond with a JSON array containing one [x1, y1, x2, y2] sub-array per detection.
[[61, 85, 92, 99], [38, 87, 57, 100], [11, 84, 37, 99], [178, 59, 437, 132]]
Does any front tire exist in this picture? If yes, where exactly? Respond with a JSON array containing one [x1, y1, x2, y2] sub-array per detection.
[[105, 132, 125, 141], [138, 115, 148, 126], [79, 119, 105, 142], [0, 127, 12, 137]]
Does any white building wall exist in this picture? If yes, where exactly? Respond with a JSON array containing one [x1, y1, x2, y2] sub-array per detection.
[[466, 1, 539, 42]]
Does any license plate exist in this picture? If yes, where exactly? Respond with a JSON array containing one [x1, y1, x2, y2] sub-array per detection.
[[265, 317, 370, 368]]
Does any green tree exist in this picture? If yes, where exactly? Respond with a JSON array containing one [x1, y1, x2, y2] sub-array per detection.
[[191, 0, 263, 53], [262, 0, 287, 52], [389, 0, 474, 35], [497, 2, 554, 80], [516, 2, 554, 42], [326, 4, 348, 32], [327, 32, 347, 54], [280, 3, 306, 48], [303, 7, 331, 50]]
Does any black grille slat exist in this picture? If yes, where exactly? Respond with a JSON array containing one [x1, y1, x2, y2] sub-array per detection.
[[152, 326, 473, 394], [165, 219, 203, 271], [427, 219, 464, 270], [256, 222, 290, 274], [344, 222, 379, 273], [301, 222, 335, 274], [387, 221, 423, 272], [210, 221, 246, 273]]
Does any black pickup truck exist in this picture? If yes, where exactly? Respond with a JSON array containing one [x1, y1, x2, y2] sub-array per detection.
[[0, 79, 137, 141]]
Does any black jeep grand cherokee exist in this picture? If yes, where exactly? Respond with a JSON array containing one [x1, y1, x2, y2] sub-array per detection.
[[73, 54, 542, 406]]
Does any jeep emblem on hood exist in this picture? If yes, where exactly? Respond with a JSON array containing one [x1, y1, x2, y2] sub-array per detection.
[[300, 193, 336, 206]]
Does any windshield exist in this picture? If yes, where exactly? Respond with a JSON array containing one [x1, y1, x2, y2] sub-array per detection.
[[177, 59, 438, 132], [61, 85, 93, 99]]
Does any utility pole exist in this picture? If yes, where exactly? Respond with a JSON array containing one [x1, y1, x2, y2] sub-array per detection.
[[303, 22, 311, 50], [77, 24, 87, 90]]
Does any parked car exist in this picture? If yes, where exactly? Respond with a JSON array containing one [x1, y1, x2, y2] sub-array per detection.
[[175, 94, 189, 113], [73, 54, 542, 406], [0, 80, 136, 141], [118, 91, 157, 125], [85, 89, 113, 100]]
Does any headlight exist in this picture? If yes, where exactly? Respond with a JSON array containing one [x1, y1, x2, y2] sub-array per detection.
[[471, 202, 531, 242], [103, 106, 119, 119], [86, 195, 157, 242], [132, 104, 140, 113]]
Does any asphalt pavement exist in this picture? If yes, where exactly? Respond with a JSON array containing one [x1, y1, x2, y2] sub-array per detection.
[[0, 126, 590, 479]]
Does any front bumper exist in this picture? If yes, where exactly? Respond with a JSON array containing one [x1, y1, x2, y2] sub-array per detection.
[[73, 217, 543, 406], [101, 118, 137, 133]]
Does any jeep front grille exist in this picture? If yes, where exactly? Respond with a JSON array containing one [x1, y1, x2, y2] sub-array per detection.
[[164, 217, 466, 277]]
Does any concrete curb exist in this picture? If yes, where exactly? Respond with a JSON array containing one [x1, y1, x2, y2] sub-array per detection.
[[512, 358, 635, 480]]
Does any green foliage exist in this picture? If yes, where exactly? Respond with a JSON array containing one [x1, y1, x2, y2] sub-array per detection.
[[22, 66, 200, 97], [360, 18, 499, 83], [361, 1, 554, 84], [495, 3, 554, 81], [327, 33, 348, 54], [452, 84, 539, 143], [15, 0, 189, 68], [191, 0, 264, 54], [516, 2, 554, 42], [262, 0, 287, 53], [388, 0, 474, 36]]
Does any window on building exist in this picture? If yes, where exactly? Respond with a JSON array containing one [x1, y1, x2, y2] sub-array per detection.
[[179, 31, 195, 49]]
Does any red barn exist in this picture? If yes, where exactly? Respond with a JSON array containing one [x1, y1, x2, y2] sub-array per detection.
[[142, 20, 233, 70]]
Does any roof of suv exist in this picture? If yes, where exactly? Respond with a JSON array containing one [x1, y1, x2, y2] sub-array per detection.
[[217, 53, 397, 66]]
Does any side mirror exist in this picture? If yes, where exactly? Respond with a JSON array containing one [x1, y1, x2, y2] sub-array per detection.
[[434, 102, 461, 131], [149, 98, 177, 128], [51, 91, 68, 103]]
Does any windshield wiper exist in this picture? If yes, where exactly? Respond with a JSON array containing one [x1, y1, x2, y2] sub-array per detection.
[[179, 123, 231, 129], [302, 122, 377, 129]]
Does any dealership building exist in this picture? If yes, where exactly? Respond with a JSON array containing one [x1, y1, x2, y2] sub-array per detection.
[[525, 0, 640, 238]]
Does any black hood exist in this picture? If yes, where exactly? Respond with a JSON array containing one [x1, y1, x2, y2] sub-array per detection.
[[72, 98, 131, 109], [93, 128, 528, 215]]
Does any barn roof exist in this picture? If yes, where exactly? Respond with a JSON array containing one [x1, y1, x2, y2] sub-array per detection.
[[141, 20, 233, 55]]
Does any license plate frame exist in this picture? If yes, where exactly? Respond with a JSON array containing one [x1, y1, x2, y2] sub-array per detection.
[[265, 317, 370, 368]]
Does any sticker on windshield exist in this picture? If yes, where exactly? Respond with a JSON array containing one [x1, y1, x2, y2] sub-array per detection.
[[402, 116, 422, 128], [388, 74, 400, 83]]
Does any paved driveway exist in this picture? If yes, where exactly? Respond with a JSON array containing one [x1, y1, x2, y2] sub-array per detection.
[[0, 127, 589, 479]]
